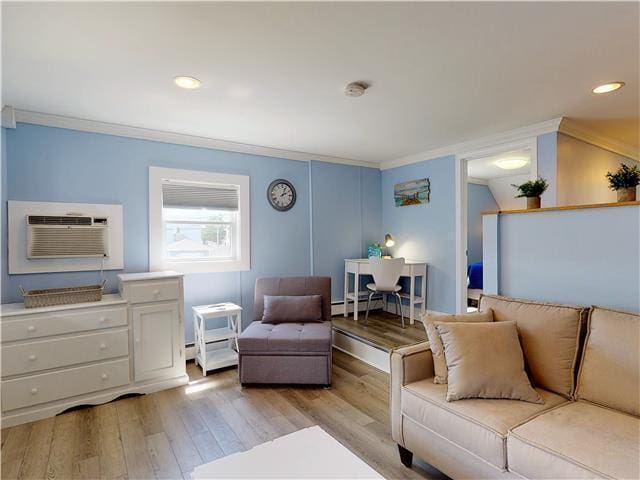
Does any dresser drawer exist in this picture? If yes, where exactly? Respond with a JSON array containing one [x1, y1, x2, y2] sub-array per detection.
[[2, 306, 127, 342], [122, 280, 180, 304], [1, 358, 130, 412], [2, 329, 129, 377]]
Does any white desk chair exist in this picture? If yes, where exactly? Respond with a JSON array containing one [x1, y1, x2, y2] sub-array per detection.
[[364, 257, 406, 328]]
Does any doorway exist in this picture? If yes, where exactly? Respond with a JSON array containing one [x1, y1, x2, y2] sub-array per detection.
[[455, 139, 538, 313]]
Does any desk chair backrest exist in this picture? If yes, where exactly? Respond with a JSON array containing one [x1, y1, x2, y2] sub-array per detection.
[[369, 257, 405, 292]]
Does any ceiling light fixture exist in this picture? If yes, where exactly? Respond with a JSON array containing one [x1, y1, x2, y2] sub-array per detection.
[[174, 76, 202, 89], [496, 157, 529, 170], [592, 82, 625, 94]]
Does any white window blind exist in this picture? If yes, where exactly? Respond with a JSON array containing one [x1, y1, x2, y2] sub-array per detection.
[[161, 182, 239, 211]]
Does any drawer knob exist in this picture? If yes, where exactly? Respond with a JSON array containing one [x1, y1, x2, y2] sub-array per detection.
[[28, 354, 37, 362], [31, 388, 38, 395], [101, 373, 109, 380], [99, 316, 108, 323], [27, 326, 36, 332], [153, 289, 160, 297], [99, 343, 107, 350]]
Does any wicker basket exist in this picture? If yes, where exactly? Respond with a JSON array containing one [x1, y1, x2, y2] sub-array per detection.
[[21, 281, 106, 309]]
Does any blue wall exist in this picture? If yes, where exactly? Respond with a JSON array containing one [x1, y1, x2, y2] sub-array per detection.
[[467, 183, 498, 265], [310, 162, 382, 300], [485, 205, 640, 313], [2, 123, 380, 342], [381, 155, 457, 314]]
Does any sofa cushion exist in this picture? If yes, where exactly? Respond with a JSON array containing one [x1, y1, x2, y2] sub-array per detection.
[[401, 378, 566, 470], [437, 321, 541, 403], [479, 294, 587, 398], [262, 295, 323, 324], [576, 306, 640, 417], [238, 321, 331, 353], [422, 309, 493, 384], [508, 401, 640, 479]]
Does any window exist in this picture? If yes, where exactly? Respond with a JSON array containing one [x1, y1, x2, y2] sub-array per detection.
[[149, 167, 250, 273]]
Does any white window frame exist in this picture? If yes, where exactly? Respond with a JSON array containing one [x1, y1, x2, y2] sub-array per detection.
[[149, 166, 250, 274]]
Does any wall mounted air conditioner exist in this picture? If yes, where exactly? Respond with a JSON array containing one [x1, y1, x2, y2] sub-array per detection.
[[26, 214, 109, 259]]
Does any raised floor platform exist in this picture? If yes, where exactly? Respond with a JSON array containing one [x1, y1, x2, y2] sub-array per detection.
[[331, 311, 426, 372]]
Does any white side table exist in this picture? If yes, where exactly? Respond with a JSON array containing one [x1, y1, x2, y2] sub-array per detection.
[[193, 302, 242, 376]]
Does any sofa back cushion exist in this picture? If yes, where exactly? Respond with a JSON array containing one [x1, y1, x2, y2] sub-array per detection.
[[479, 295, 587, 398], [576, 306, 640, 417], [254, 276, 331, 322], [262, 295, 323, 324]]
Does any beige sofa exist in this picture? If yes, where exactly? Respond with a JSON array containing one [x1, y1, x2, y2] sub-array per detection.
[[391, 295, 640, 479]]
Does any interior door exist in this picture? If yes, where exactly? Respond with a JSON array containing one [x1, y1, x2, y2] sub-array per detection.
[[132, 302, 182, 382]]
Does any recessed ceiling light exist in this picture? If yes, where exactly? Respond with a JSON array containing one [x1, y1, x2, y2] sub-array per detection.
[[592, 82, 625, 94], [496, 157, 529, 170], [174, 76, 202, 89]]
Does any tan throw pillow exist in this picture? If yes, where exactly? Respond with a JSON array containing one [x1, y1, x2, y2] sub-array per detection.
[[436, 321, 542, 403], [423, 310, 494, 384]]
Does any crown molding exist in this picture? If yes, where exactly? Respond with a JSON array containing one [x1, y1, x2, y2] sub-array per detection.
[[467, 177, 489, 186], [559, 118, 639, 161], [380, 117, 564, 170], [1, 106, 16, 129], [12, 109, 380, 169]]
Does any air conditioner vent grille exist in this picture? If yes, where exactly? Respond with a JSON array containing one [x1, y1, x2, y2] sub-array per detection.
[[28, 226, 106, 258], [27, 215, 93, 226]]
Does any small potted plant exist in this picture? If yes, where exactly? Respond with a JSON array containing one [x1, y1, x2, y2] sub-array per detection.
[[512, 177, 549, 209], [606, 163, 639, 202]]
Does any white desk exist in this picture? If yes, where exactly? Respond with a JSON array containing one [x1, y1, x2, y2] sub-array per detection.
[[344, 259, 427, 324]]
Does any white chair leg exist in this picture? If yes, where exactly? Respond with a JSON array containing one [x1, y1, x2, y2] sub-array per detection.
[[395, 293, 405, 328], [364, 291, 374, 323]]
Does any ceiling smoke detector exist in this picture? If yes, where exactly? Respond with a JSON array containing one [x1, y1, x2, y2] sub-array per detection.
[[344, 82, 368, 97]]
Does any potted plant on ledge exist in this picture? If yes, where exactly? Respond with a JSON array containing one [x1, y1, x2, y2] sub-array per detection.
[[606, 163, 639, 202], [512, 177, 549, 209]]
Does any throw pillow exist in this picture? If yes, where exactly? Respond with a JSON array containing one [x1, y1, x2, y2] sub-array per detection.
[[423, 310, 494, 384], [436, 321, 542, 403], [262, 295, 323, 324]]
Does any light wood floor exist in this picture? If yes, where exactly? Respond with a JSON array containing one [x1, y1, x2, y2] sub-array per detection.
[[332, 310, 427, 351], [1, 350, 445, 480]]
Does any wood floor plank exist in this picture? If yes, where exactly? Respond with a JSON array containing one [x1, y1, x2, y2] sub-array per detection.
[[119, 418, 156, 480], [17, 417, 55, 480], [153, 390, 203, 473], [1, 423, 32, 479], [146, 432, 183, 480], [205, 391, 264, 449], [94, 403, 127, 480], [46, 412, 81, 480], [191, 396, 244, 456], [73, 456, 100, 479]]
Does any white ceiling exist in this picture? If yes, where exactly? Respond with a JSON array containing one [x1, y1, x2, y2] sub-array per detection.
[[467, 149, 531, 180], [2, 2, 638, 165]]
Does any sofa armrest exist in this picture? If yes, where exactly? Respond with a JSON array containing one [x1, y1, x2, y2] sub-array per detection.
[[390, 341, 434, 446]]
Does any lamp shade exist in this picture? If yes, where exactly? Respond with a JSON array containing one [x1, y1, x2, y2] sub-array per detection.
[[384, 234, 395, 247]]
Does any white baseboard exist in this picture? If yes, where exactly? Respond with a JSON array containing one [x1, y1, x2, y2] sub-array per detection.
[[331, 299, 383, 316], [331, 330, 389, 373]]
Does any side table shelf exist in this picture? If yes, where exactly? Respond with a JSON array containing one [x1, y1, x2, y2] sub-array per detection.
[[193, 303, 242, 376]]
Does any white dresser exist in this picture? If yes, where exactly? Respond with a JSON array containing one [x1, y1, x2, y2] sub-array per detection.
[[1, 271, 188, 427]]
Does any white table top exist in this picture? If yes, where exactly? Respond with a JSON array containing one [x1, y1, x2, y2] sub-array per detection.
[[193, 302, 242, 317], [346, 258, 427, 265], [192, 426, 382, 479]]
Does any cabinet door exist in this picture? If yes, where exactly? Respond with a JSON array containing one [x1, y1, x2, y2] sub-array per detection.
[[132, 302, 182, 382]]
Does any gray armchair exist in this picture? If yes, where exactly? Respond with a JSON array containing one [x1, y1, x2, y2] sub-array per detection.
[[237, 276, 332, 387]]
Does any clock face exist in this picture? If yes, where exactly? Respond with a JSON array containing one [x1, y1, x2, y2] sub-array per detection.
[[267, 179, 296, 211]]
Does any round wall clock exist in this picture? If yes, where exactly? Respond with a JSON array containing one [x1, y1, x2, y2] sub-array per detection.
[[267, 179, 296, 211]]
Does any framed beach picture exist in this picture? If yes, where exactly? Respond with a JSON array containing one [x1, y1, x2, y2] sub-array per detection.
[[394, 178, 431, 207]]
